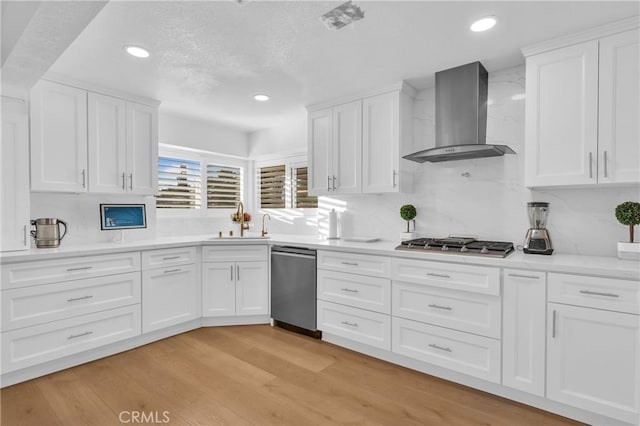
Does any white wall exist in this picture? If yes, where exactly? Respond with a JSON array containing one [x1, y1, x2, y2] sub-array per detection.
[[256, 65, 639, 257], [248, 108, 307, 158]]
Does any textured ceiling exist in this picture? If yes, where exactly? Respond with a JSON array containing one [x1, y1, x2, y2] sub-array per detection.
[[45, 1, 639, 132]]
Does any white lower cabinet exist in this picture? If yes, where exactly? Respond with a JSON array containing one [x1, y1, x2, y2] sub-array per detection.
[[2, 305, 140, 373], [547, 302, 640, 424], [142, 263, 199, 333], [202, 261, 269, 317], [502, 270, 546, 397], [392, 317, 501, 383], [317, 300, 391, 350]]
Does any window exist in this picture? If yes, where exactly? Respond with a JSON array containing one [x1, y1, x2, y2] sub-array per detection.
[[156, 156, 201, 209], [259, 165, 286, 208], [292, 166, 317, 208], [207, 164, 242, 209]]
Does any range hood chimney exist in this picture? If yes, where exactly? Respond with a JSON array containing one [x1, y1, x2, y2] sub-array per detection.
[[403, 61, 515, 163]]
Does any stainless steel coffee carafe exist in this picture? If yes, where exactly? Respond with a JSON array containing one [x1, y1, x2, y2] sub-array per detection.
[[30, 218, 67, 248]]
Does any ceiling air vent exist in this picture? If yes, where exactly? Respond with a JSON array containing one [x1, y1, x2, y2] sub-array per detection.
[[320, 1, 365, 30]]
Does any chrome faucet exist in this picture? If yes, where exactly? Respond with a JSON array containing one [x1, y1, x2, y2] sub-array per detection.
[[236, 201, 245, 237], [261, 213, 271, 237]]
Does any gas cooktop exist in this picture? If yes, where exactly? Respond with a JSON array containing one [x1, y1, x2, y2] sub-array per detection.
[[395, 237, 515, 258]]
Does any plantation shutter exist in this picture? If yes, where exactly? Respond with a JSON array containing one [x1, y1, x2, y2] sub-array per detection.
[[260, 165, 286, 208], [293, 166, 318, 208], [156, 156, 201, 209], [207, 164, 242, 209]]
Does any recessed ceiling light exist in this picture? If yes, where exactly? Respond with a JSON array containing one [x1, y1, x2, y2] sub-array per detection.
[[470, 16, 497, 32], [124, 45, 150, 58], [253, 94, 270, 102]]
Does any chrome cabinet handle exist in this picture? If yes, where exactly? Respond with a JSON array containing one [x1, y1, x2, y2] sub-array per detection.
[[81, 169, 86, 188], [128, 173, 133, 190], [23, 225, 27, 246], [341, 288, 359, 293], [230, 265, 234, 281], [164, 268, 181, 274], [428, 303, 452, 311], [237, 265, 240, 281], [327, 176, 331, 191], [341, 261, 359, 266], [507, 273, 540, 279], [67, 295, 93, 302], [68, 331, 93, 340], [121, 172, 126, 190], [428, 343, 452, 353], [427, 273, 451, 279], [66, 266, 92, 272], [162, 256, 181, 261], [603, 150, 608, 178], [341, 321, 358, 327], [589, 152, 593, 178], [332, 175, 336, 191], [552, 310, 557, 338], [392, 169, 397, 188], [579, 290, 619, 298]]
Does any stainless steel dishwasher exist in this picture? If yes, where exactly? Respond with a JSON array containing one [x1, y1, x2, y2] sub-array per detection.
[[270, 246, 317, 333]]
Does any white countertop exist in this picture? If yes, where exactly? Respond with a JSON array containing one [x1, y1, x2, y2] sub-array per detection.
[[1, 234, 638, 281]]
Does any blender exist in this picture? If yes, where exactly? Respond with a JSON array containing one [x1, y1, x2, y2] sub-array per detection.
[[524, 202, 554, 255]]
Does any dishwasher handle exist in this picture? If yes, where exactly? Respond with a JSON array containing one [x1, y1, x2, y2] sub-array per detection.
[[271, 246, 316, 258], [271, 251, 316, 260]]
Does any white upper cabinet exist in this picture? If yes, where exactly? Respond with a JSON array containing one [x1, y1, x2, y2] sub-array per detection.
[[308, 83, 414, 196], [308, 101, 362, 196], [30, 80, 88, 192], [1, 97, 30, 251], [31, 79, 159, 194], [523, 21, 640, 188], [598, 28, 640, 184]]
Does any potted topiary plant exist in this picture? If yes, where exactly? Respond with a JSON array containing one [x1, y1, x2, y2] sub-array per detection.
[[400, 204, 417, 241], [615, 201, 640, 260]]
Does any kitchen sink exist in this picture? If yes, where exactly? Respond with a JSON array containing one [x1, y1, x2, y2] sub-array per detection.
[[208, 233, 270, 240]]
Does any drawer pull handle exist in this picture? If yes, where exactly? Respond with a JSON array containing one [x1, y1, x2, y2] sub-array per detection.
[[428, 343, 452, 353], [66, 266, 93, 272], [164, 268, 181, 274], [427, 273, 451, 279], [341, 262, 359, 266], [428, 304, 452, 311], [68, 331, 93, 340], [579, 290, 619, 298], [552, 310, 557, 338], [162, 256, 181, 260], [341, 288, 359, 293], [67, 295, 94, 302], [341, 321, 358, 327], [507, 273, 539, 279]]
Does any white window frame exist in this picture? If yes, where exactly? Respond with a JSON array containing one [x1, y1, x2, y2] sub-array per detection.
[[158, 144, 248, 218]]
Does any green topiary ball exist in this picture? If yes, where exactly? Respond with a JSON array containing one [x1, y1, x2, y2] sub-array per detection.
[[400, 204, 417, 221], [615, 201, 640, 226]]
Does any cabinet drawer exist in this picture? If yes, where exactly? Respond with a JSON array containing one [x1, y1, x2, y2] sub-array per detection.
[[141, 246, 196, 270], [318, 250, 390, 278], [2, 305, 141, 373], [317, 270, 391, 314], [392, 317, 501, 383], [392, 281, 501, 338], [1, 252, 141, 289], [1, 272, 141, 331], [317, 300, 391, 350], [548, 273, 639, 314], [391, 258, 500, 296], [202, 245, 268, 262]]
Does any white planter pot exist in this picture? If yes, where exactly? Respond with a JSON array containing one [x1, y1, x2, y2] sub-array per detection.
[[400, 232, 417, 241], [617, 241, 640, 260]]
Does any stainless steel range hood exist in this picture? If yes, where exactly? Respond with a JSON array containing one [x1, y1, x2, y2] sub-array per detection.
[[403, 61, 515, 163]]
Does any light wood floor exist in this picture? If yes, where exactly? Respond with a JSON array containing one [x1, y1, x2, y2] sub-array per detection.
[[1, 325, 583, 426]]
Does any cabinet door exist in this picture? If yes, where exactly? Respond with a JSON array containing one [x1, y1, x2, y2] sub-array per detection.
[[142, 264, 199, 333], [88, 93, 127, 193], [308, 108, 332, 196], [30, 80, 88, 192], [598, 29, 640, 184], [1, 98, 30, 251], [236, 261, 269, 316], [332, 100, 362, 194], [524, 41, 599, 187], [502, 270, 546, 397], [547, 303, 639, 424], [126, 102, 157, 195], [202, 262, 236, 317], [362, 91, 399, 193]]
